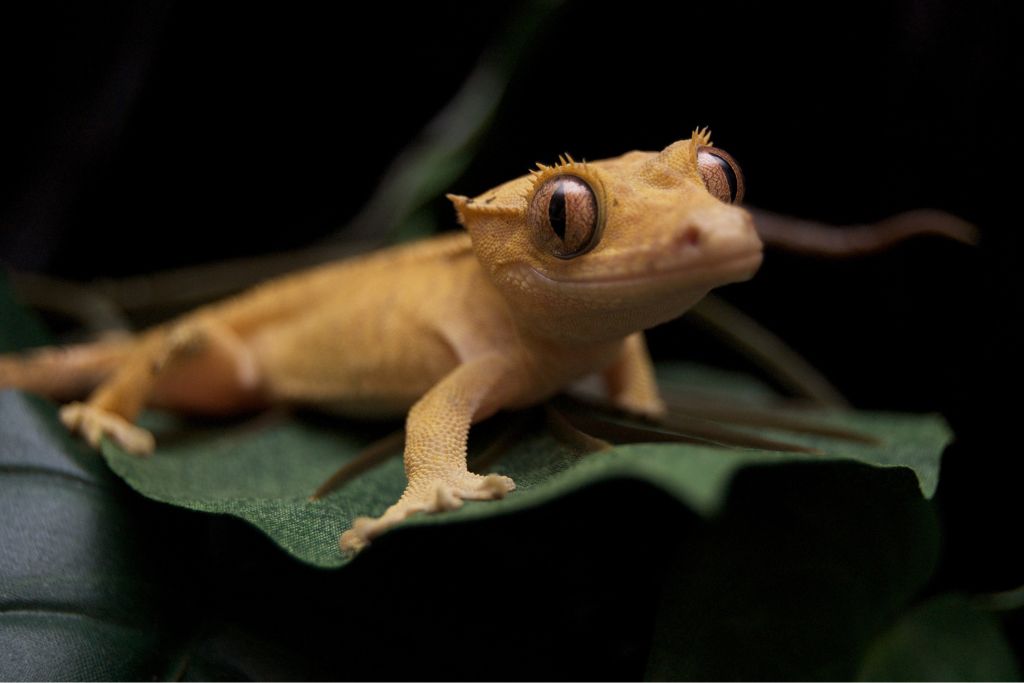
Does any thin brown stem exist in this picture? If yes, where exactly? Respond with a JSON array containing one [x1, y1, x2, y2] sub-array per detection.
[[544, 404, 612, 455], [556, 397, 822, 455], [687, 294, 851, 409], [659, 390, 879, 445], [309, 429, 405, 501], [469, 412, 535, 473], [751, 207, 979, 257]]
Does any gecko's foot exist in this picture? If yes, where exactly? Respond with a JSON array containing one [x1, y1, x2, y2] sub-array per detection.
[[339, 472, 516, 554], [615, 395, 668, 421], [59, 402, 155, 455]]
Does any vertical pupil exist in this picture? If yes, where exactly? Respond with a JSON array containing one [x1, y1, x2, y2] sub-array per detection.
[[548, 182, 567, 241], [712, 154, 738, 202]]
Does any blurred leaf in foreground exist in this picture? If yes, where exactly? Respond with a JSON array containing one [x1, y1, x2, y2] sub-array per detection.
[[858, 594, 1021, 681], [1, 282, 191, 680]]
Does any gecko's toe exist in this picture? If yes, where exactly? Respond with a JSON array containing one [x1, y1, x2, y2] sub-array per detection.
[[58, 402, 84, 430], [482, 473, 516, 495], [339, 520, 372, 554], [116, 423, 156, 455], [617, 395, 668, 421], [451, 471, 516, 501], [432, 483, 465, 511], [339, 508, 413, 553], [338, 508, 411, 554]]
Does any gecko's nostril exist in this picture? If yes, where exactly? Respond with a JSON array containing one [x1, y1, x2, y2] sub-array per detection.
[[678, 226, 701, 247]]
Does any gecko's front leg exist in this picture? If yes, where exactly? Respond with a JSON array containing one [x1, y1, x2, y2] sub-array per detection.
[[603, 332, 667, 419], [339, 354, 517, 553]]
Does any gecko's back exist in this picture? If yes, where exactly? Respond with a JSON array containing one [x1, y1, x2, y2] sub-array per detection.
[[239, 231, 501, 417], [205, 231, 475, 335], [0, 231, 483, 417]]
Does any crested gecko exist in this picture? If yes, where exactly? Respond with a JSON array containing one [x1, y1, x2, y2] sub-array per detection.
[[0, 129, 761, 552]]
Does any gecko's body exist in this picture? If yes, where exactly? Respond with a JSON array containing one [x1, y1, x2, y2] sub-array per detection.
[[0, 132, 762, 551]]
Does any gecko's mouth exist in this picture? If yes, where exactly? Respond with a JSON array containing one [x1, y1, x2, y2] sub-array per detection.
[[564, 250, 762, 286], [526, 247, 763, 290]]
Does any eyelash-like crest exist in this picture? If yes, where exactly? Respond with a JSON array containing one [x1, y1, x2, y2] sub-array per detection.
[[523, 153, 605, 203], [689, 126, 714, 165]]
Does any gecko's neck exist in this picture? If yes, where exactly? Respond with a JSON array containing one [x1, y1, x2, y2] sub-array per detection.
[[505, 289, 708, 346]]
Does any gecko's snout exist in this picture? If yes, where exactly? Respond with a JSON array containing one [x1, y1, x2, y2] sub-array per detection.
[[677, 204, 760, 256], [669, 204, 762, 284]]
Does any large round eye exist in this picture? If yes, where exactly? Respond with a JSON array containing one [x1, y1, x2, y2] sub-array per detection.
[[527, 175, 602, 258], [697, 147, 745, 204]]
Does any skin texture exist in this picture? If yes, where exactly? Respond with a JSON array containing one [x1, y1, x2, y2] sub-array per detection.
[[0, 131, 763, 552]]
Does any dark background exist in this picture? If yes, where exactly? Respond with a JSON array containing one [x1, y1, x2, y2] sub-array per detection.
[[1, 0, 1021, 677]]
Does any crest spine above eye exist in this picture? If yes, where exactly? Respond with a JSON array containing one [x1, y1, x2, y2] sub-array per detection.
[[691, 126, 713, 147], [525, 153, 597, 195]]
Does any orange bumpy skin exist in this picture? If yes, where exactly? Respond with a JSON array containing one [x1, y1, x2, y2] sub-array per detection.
[[0, 131, 762, 553]]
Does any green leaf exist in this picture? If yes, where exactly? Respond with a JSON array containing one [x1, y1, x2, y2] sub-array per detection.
[[645, 459, 941, 680], [96, 364, 951, 569], [858, 595, 1021, 681]]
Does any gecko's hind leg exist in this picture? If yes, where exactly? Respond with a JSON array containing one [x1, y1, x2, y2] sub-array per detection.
[[61, 318, 264, 454]]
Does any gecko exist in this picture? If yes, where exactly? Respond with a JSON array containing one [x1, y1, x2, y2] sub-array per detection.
[[0, 129, 761, 552]]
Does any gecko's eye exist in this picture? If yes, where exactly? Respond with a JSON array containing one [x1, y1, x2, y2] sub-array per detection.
[[697, 147, 745, 204], [527, 175, 602, 258]]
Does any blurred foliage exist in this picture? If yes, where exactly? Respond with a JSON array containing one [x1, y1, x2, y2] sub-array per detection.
[[858, 595, 1020, 681]]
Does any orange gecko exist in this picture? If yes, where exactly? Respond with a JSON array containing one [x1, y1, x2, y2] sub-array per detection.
[[0, 129, 762, 551]]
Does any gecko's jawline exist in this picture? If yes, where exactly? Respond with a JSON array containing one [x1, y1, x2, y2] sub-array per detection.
[[526, 250, 763, 289]]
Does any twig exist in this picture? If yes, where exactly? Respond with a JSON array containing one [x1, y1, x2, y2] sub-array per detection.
[[687, 294, 851, 409], [750, 207, 979, 257], [309, 429, 405, 501]]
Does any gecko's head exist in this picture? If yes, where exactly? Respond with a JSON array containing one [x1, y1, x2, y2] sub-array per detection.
[[447, 130, 762, 341]]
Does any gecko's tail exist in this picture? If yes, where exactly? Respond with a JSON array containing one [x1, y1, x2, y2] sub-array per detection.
[[0, 335, 136, 401]]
